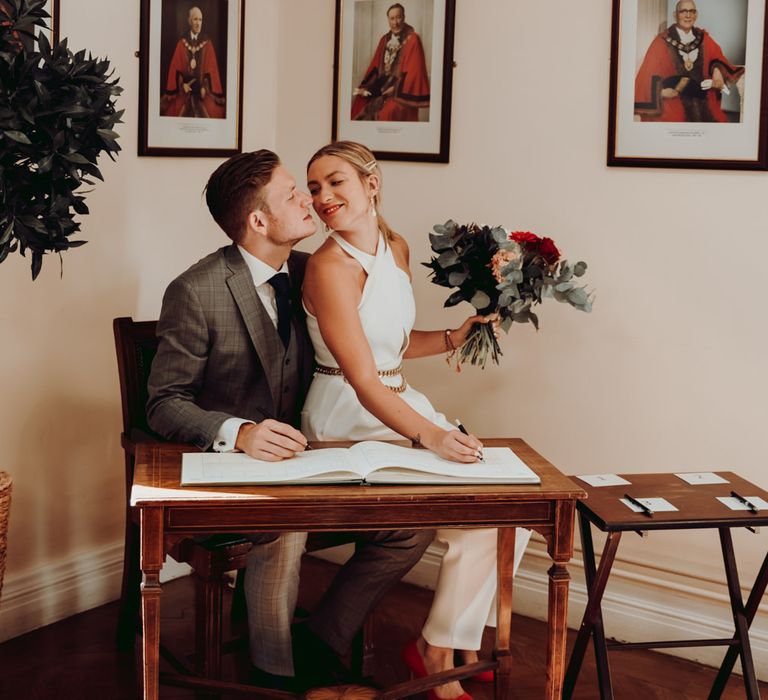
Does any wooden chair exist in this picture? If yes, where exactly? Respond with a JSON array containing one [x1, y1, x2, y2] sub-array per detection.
[[113, 317, 374, 688]]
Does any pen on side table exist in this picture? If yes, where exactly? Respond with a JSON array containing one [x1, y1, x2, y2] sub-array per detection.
[[730, 490, 758, 514], [623, 493, 654, 518], [454, 419, 484, 462]]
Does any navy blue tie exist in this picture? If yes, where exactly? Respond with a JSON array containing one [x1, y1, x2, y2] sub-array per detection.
[[268, 272, 291, 348]]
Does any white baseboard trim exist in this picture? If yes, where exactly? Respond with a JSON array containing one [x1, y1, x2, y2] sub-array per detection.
[[0, 542, 125, 643], [0, 543, 191, 644], [315, 538, 768, 680], [4, 536, 767, 683]]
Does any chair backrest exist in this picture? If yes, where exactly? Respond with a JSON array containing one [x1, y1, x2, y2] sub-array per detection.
[[113, 317, 162, 445]]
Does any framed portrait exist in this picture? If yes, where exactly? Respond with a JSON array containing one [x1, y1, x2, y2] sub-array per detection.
[[138, 0, 244, 157], [607, 0, 768, 169], [332, 0, 456, 162]]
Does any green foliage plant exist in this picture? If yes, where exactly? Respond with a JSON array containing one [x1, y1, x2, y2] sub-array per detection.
[[0, 0, 122, 279]]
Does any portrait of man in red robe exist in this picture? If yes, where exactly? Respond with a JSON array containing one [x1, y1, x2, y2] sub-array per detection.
[[634, 0, 744, 123], [351, 3, 430, 122], [160, 5, 225, 119]]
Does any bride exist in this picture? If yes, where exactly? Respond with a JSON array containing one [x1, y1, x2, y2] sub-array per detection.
[[301, 141, 530, 700]]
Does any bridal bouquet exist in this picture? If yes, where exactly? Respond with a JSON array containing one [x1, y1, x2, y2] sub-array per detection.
[[423, 220, 593, 369]]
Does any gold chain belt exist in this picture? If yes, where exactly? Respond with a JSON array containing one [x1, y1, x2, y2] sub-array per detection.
[[314, 363, 407, 393]]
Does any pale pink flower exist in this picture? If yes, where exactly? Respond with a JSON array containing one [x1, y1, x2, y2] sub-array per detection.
[[490, 249, 519, 283]]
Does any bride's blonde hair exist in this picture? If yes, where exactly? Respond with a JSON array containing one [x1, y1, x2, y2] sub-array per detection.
[[307, 141, 396, 241]]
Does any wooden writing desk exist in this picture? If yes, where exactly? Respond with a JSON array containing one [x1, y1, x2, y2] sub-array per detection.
[[131, 438, 586, 700], [563, 472, 768, 700]]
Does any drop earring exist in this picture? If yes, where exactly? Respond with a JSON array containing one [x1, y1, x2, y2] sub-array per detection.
[[370, 196, 377, 218], [324, 223, 330, 233]]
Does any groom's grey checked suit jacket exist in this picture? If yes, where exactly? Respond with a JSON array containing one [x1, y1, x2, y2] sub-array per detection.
[[146, 243, 432, 676], [147, 244, 314, 448]]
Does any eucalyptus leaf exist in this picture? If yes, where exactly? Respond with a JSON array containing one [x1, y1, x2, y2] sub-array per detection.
[[470, 290, 491, 310], [429, 232, 452, 251], [491, 227, 508, 244], [437, 249, 459, 268], [574, 261, 588, 276], [433, 220, 456, 236], [567, 287, 589, 306], [448, 270, 468, 286], [500, 261, 521, 277]]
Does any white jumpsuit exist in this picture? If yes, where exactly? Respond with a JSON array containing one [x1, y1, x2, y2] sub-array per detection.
[[301, 232, 530, 649]]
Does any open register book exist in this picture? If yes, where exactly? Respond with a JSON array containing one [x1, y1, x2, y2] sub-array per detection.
[[181, 441, 541, 486]]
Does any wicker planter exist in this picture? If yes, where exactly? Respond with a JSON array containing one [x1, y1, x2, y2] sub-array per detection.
[[0, 471, 11, 602]]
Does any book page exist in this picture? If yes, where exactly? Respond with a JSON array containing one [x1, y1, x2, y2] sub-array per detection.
[[352, 442, 540, 484], [181, 448, 363, 486]]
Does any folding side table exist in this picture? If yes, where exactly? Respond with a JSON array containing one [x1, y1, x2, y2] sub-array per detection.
[[562, 471, 768, 700]]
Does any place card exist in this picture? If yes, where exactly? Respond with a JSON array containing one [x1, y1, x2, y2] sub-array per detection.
[[620, 497, 678, 513], [718, 496, 768, 512], [577, 474, 631, 487], [675, 472, 729, 485]]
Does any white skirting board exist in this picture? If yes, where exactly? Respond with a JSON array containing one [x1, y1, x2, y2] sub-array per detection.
[[2, 536, 767, 683], [0, 543, 190, 644]]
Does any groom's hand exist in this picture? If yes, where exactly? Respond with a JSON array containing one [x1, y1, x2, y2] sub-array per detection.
[[235, 420, 308, 461]]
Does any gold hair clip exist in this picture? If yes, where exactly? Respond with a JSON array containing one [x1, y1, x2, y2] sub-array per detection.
[[364, 159, 377, 171]]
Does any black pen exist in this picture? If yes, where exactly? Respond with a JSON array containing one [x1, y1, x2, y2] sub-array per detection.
[[623, 493, 653, 517], [454, 419, 484, 462], [730, 490, 758, 514]]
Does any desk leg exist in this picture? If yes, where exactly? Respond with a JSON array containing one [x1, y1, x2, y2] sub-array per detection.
[[562, 528, 621, 700], [543, 500, 577, 700], [140, 507, 164, 700], [495, 528, 517, 700], [711, 528, 761, 700], [708, 547, 768, 700]]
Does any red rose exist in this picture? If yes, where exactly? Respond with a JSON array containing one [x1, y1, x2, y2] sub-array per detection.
[[509, 231, 540, 244], [536, 237, 560, 265]]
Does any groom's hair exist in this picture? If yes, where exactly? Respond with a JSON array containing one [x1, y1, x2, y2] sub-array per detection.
[[205, 150, 280, 243]]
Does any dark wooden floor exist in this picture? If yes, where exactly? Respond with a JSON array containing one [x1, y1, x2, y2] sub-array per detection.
[[0, 555, 763, 699]]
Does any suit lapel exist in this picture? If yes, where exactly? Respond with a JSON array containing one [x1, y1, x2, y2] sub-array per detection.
[[224, 245, 283, 409]]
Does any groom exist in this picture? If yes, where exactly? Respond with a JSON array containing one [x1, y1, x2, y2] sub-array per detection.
[[146, 150, 432, 688]]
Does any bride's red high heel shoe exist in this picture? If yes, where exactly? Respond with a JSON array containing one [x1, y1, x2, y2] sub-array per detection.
[[402, 640, 473, 700], [454, 652, 494, 683]]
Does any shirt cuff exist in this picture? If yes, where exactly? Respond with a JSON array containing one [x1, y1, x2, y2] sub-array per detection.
[[213, 417, 253, 452]]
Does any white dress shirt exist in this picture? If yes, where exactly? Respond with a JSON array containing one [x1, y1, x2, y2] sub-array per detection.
[[213, 247, 288, 452]]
